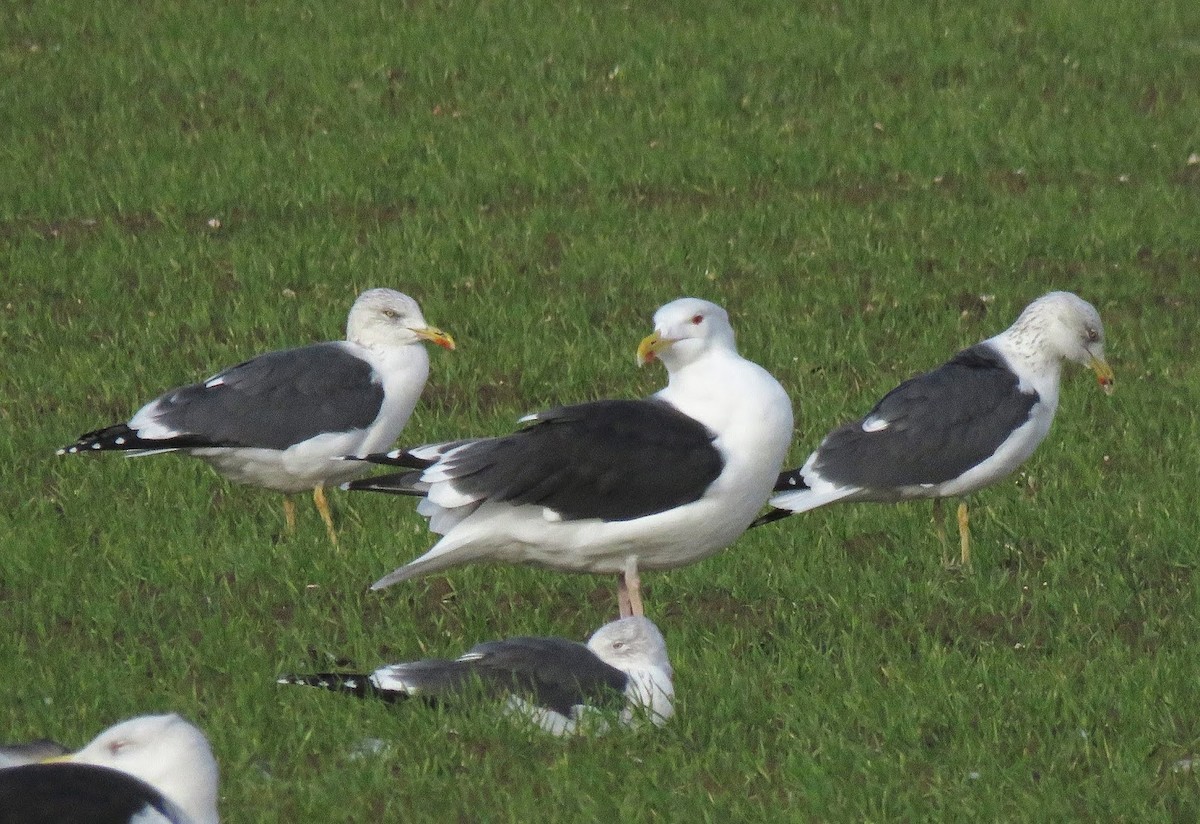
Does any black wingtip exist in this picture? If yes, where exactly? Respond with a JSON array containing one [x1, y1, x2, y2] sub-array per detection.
[[749, 508, 794, 529], [57, 424, 137, 455], [57, 424, 220, 454], [343, 471, 428, 496], [350, 450, 434, 469], [276, 672, 401, 702], [772, 468, 811, 493]]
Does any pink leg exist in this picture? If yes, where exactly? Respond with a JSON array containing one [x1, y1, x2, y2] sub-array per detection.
[[617, 556, 644, 618]]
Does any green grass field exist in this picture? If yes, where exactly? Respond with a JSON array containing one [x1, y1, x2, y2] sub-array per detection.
[[4, 1, 1200, 819]]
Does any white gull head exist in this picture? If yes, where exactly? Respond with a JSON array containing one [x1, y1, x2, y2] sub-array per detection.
[[346, 288, 455, 352], [70, 713, 220, 824]]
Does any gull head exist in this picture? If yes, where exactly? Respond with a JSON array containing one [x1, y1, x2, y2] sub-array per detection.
[[347, 288, 455, 351], [637, 298, 736, 370]]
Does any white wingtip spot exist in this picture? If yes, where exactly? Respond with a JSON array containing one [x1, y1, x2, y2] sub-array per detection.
[[91, 442, 102, 450], [55, 448, 66, 456], [542, 507, 563, 522], [517, 412, 539, 424], [114, 436, 126, 445], [387, 449, 401, 458], [861, 416, 889, 433]]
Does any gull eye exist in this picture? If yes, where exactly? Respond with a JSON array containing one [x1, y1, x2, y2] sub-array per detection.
[[108, 740, 130, 756], [1085, 328, 1100, 343], [382, 309, 399, 319], [611, 641, 626, 650], [691, 314, 704, 325]]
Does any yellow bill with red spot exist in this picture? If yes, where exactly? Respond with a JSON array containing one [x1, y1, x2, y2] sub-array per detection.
[[414, 326, 456, 351], [1090, 354, 1114, 395], [637, 331, 672, 366]]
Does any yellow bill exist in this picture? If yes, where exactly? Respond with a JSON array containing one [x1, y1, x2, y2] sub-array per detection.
[[415, 326, 456, 351], [637, 331, 671, 366], [1091, 355, 1115, 395]]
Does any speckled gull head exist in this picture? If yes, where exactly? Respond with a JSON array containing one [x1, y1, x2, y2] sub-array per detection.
[[346, 288, 456, 351], [1006, 291, 1114, 394], [636, 298, 737, 370], [587, 616, 675, 727], [70, 713, 220, 824]]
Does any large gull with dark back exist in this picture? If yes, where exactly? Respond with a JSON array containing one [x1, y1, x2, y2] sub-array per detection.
[[344, 297, 794, 617], [757, 291, 1114, 567], [58, 288, 453, 544]]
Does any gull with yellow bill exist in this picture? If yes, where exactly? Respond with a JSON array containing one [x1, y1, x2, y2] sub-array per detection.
[[756, 291, 1114, 568], [346, 297, 793, 617], [59, 288, 453, 544]]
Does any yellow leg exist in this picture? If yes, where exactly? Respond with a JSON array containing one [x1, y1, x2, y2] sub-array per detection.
[[312, 486, 339, 547], [617, 556, 644, 618], [932, 498, 950, 566], [282, 496, 297, 535], [957, 501, 972, 570]]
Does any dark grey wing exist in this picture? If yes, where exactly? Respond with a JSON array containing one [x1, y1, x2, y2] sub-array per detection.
[[366, 658, 479, 700], [415, 398, 724, 522], [151, 342, 386, 449], [811, 344, 1038, 488], [84, 342, 386, 453], [0, 763, 183, 824], [464, 636, 630, 716]]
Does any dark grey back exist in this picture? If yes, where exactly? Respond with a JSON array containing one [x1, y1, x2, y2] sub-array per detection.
[[813, 344, 1039, 488], [430, 398, 724, 522], [152, 342, 385, 450], [0, 762, 183, 824]]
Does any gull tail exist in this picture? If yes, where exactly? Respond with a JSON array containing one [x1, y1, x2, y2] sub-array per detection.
[[373, 544, 487, 589], [370, 556, 450, 590], [369, 534, 486, 590]]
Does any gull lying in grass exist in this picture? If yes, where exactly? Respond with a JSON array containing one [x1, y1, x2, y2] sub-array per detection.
[[0, 713, 219, 824], [279, 616, 674, 736]]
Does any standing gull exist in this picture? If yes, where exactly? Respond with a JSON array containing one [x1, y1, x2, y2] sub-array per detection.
[[58, 288, 454, 545], [278, 616, 674, 736], [758, 291, 1114, 567], [0, 713, 219, 824], [346, 297, 793, 616]]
